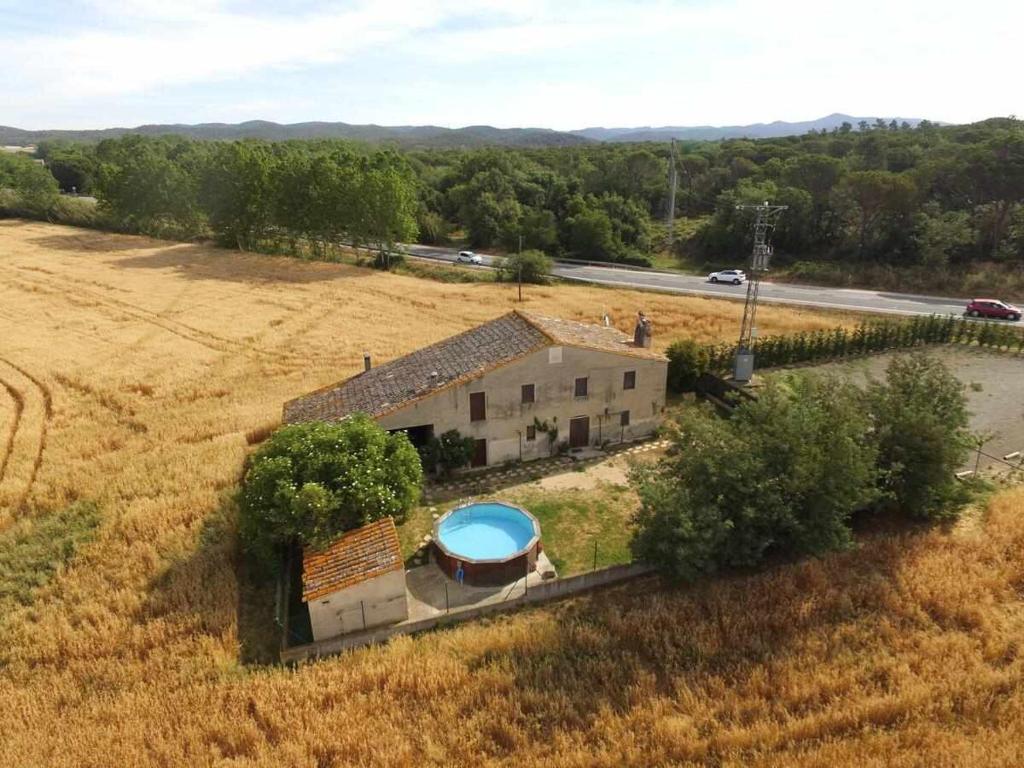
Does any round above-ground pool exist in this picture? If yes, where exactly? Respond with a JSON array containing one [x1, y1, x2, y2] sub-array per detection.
[[433, 501, 541, 586]]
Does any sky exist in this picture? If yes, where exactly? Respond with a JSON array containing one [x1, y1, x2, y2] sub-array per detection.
[[2, 0, 1021, 130]]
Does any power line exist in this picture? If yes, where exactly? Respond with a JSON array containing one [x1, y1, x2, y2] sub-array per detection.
[[734, 201, 787, 383]]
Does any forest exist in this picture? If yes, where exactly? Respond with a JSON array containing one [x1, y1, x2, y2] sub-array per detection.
[[3, 117, 1023, 289]]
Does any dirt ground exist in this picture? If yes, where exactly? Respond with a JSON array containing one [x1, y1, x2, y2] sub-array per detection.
[[803, 347, 1024, 471]]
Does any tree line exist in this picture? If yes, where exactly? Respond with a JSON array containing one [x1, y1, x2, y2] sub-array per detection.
[[13, 136, 419, 258], [9, 117, 1024, 276]]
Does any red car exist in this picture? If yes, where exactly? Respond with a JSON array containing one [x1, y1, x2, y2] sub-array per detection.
[[965, 298, 1021, 321]]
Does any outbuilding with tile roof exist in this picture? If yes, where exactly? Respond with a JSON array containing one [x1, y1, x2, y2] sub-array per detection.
[[285, 310, 668, 468], [302, 517, 408, 641]]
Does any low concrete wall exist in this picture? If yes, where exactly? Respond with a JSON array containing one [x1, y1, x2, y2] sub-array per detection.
[[281, 562, 654, 663]]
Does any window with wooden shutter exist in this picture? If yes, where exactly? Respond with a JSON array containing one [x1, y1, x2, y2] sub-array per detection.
[[526, 425, 536, 441], [574, 377, 588, 398], [469, 392, 486, 422], [521, 384, 535, 404], [623, 370, 636, 390], [620, 410, 630, 427]]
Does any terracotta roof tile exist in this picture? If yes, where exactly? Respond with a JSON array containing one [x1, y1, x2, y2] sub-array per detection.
[[301, 518, 403, 602], [518, 311, 667, 362], [282, 310, 666, 425], [283, 312, 548, 424]]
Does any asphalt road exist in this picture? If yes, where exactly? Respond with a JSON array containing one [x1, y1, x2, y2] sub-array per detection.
[[401, 244, 972, 318]]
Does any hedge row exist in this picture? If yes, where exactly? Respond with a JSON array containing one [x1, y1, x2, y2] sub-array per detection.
[[668, 315, 1024, 393]]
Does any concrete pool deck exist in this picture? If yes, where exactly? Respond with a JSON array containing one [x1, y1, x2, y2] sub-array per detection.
[[405, 551, 556, 622]]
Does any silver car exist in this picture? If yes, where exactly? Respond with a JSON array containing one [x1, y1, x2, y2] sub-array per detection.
[[708, 269, 746, 285], [457, 250, 483, 265]]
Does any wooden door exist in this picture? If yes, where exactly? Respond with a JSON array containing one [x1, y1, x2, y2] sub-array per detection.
[[569, 416, 590, 448], [471, 438, 488, 468]]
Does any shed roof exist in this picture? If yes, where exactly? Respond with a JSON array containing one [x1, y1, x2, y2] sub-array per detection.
[[301, 517, 404, 602], [283, 310, 666, 424]]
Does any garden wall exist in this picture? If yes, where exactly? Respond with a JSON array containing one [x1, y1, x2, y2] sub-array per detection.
[[280, 562, 654, 663]]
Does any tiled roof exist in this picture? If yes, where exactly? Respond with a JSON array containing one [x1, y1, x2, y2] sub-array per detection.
[[518, 311, 668, 362], [282, 310, 666, 425], [283, 312, 549, 423], [301, 517, 403, 602]]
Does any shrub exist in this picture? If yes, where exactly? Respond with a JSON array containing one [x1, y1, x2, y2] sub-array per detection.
[[238, 416, 422, 569], [495, 249, 551, 284], [631, 373, 877, 580], [420, 429, 475, 477], [868, 354, 972, 519], [665, 338, 711, 393]]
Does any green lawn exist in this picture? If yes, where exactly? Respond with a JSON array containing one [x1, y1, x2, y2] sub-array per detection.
[[397, 482, 638, 576], [502, 484, 637, 575]]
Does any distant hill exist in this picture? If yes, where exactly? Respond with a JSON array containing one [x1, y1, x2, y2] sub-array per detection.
[[570, 113, 935, 142], [0, 121, 591, 149], [0, 113, 941, 148]]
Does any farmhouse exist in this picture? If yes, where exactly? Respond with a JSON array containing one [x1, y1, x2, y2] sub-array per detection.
[[302, 517, 408, 641], [284, 310, 668, 467]]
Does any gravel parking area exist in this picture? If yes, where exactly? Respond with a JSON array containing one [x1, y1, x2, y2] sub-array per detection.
[[801, 348, 1024, 470]]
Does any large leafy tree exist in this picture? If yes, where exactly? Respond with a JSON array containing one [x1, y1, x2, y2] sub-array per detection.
[[868, 354, 971, 519], [95, 135, 204, 236], [238, 416, 422, 568], [631, 373, 877, 581], [199, 140, 277, 249], [837, 170, 917, 257], [0, 154, 59, 214]]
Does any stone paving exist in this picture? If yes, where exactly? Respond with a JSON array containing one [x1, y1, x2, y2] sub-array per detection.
[[404, 551, 557, 622], [422, 438, 671, 503]]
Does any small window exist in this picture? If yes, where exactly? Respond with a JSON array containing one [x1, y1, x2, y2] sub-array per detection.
[[469, 392, 486, 422], [574, 377, 588, 397], [521, 383, 535, 404], [526, 425, 536, 441], [623, 370, 636, 390], [620, 410, 630, 427]]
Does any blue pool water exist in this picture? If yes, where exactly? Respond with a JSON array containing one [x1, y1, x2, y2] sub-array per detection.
[[437, 502, 537, 560]]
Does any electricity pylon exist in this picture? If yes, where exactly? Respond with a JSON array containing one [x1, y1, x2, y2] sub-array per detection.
[[666, 139, 678, 248], [733, 201, 787, 382]]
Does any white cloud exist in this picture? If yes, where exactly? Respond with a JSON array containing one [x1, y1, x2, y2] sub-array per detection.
[[1, 0, 1021, 128]]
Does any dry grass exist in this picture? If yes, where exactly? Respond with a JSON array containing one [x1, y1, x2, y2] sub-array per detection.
[[2, 219, 1021, 766]]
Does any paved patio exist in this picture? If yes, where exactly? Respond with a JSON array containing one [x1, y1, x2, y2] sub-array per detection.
[[405, 551, 557, 622], [422, 438, 670, 503]]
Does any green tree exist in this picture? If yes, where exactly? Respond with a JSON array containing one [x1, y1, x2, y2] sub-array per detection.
[[0, 155, 59, 214], [238, 416, 422, 568], [95, 135, 203, 236], [868, 354, 971, 519], [913, 204, 974, 268], [495, 249, 551, 284], [199, 141, 276, 249], [837, 170, 917, 257], [665, 338, 710, 392], [631, 374, 877, 580]]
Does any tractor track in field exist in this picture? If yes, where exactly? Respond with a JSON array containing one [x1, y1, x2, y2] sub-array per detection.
[[0, 376, 24, 489], [0, 358, 51, 511], [3, 266, 338, 366]]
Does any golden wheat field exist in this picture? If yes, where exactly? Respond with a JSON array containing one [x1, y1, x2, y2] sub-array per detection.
[[1, 218, 1022, 767]]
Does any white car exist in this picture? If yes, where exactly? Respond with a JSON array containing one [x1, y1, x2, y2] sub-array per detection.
[[708, 269, 746, 285], [456, 250, 483, 265]]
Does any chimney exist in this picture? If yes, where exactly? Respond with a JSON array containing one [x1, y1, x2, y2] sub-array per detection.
[[363, 353, 372, 372], [633, 311, 653, 348]]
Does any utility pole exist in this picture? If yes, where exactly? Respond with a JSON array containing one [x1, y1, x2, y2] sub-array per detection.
[[734, 201, 787, 383], [517, 233, 523, 302], [666, 139, 678, 249]]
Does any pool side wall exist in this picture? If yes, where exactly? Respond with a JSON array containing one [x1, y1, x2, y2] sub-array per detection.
[[434, 541, 540, 587]]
